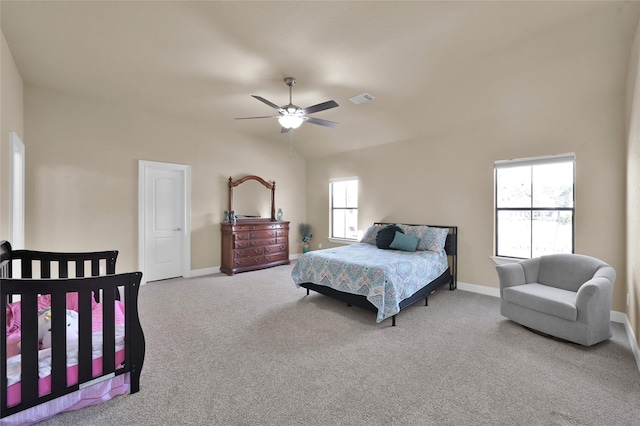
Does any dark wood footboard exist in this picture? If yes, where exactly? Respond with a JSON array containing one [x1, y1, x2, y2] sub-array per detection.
[[1, 272, 145, 418], [0, 241, 145, 419]]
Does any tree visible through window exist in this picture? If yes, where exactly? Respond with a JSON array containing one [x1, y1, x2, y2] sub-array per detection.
[[495, 154, 574, 258], [330, 178, 358, 240]]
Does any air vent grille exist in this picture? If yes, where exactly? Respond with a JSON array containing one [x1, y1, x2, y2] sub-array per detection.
[[349, 93, 375, 105]]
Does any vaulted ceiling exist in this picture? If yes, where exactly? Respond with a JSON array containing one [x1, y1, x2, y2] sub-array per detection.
[[2, 1, 639, 158]]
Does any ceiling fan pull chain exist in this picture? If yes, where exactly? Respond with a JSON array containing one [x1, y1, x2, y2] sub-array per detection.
[[289, 130, 293, 158]]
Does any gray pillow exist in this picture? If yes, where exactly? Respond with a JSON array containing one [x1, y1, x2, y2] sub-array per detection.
[[360, 225, 384, 245]]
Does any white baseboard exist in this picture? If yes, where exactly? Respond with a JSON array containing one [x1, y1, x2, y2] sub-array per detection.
[[457, 281, 500, 298], [613, 311, 640, 372], [188, 266, 220, 278], [458, 281, 640, 372], [187, 256, 302, 278]]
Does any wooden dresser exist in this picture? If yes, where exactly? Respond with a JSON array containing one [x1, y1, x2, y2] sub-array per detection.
[[220, 220, 290, 276]]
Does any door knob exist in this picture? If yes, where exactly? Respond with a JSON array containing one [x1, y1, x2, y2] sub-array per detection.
[[174, 227, 182, 231]]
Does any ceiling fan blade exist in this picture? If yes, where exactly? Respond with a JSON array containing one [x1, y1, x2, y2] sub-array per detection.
[[304, 116, 339, 128], [302, 100, 339, 115], [235, 115, 279, 120], [281, 127, 290, 133], [252, 95, 284, 112]]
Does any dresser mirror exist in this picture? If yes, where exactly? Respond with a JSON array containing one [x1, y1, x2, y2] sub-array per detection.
[[228, 175, 276, 221]]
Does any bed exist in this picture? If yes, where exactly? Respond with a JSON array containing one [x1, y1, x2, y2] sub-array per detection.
[[1, 241, 145, 425], [292, 223, 457, 325]]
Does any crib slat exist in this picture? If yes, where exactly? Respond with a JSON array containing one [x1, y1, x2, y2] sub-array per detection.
[[102, 285, 116, 373], [59, 261, 68, 278], [78, 289, 93, 384], [76, 261, 85, 278], [41, 260, 51, 279], [51, 292, 68, 393], [91, 259, 100, 277], [21, 260, 32, 279], [20, 293, 39, 404]]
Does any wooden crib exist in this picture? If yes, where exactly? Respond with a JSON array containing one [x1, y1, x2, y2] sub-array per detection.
[[0, 241, 145, 423]]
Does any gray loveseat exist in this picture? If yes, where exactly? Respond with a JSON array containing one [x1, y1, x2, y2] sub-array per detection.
[[496, 253, 615, 346]]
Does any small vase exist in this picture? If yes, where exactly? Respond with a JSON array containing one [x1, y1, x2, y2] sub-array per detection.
[[224, 210, 229, 222], [302, 242, 310, 253], [277, 208, 283, 221]]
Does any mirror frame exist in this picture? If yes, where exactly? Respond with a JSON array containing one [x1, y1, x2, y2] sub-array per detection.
[[228, 175, 276, 221]]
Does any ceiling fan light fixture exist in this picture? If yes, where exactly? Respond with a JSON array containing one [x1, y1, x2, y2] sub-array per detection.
[[237, 77, 339, 134], [278, 114, 304, 129]]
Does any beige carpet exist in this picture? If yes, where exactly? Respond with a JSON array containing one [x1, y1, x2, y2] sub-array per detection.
[[38, 262, 640, 425]]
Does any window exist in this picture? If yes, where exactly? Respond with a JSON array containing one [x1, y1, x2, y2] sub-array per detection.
[[330, 178, 358, 240], [494, 154, 574, 259]]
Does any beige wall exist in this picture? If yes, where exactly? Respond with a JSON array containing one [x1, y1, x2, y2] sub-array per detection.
[[626, 16, 640, 349], [307, 67, 627, 314], [23, 86, 307, 274], [0, 30, 24, 240], [5, 5, 636, 342]]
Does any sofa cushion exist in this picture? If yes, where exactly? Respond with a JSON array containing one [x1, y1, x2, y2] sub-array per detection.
[[502, 283, 577, 321], [536, 254, 608, 292]]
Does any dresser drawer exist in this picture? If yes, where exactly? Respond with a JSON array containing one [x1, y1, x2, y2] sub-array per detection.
[[264, 244, 287, 255], [235, 240, 250, 249], [234, 256, 265, 267], [249, 230, 277, 239], [234, 223, 282, 231], [276, 230, 287, 237], [249, 238, 277, 247], [235, 247, 264, 258], [265, 252, 288, 263], [234, 224, 266, 231], [235, 232, 250, 241]]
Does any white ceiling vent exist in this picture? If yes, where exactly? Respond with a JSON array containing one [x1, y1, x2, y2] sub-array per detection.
[[349, 93, 375, 105]]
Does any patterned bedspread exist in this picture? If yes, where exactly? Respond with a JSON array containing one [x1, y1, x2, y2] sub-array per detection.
[[291, 243, 449, 322]]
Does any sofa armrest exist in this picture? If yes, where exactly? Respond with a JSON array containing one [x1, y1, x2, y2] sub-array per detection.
[[575, 277, 614, 324], [496, 263, 526, 297]]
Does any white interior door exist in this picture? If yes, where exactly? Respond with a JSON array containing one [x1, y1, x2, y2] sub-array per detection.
[[10, 132, 25, 250], [139, 161, 190, 283]]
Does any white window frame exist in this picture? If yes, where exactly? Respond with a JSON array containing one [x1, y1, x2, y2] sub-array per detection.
[[493, 153, 575, 263], [328, 177, 359, 244]]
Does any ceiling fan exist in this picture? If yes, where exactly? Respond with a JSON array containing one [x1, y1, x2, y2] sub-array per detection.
[[236, 77, 339, 146]]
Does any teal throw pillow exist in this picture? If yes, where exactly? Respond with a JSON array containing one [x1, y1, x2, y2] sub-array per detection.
[[389, 231, 420, 252]]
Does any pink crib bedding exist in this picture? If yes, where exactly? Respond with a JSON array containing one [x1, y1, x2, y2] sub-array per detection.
[[1, 373, 130, 426], [5, 292, 126, 407]]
